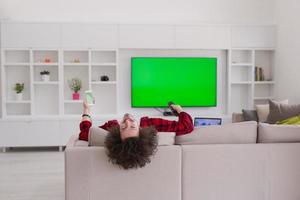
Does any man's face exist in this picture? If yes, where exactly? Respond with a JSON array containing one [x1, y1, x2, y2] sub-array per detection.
[[120, 113, 139, 140]]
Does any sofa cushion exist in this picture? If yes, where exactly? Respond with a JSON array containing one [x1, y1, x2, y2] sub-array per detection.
[[267, 100, 300, 124], [175, 121, 257, 145], [258, 123, 300, 143], [88, 126, 175, 146], [256, 99, 288, 122]]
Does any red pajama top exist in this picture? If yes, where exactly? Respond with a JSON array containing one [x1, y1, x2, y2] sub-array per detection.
[[79, 112, 194, 141]]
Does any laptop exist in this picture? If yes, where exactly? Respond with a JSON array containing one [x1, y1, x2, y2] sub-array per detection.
[[194, 117, 222, 127]]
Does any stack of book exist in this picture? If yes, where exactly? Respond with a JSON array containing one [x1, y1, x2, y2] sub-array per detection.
[[255, 66, 265, 81]]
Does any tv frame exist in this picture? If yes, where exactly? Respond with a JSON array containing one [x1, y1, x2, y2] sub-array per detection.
[[131, 57, 218, 108]]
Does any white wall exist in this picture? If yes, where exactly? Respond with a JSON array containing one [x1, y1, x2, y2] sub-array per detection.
[[274, 0, 300, 103], [0, 0, 275, 24]]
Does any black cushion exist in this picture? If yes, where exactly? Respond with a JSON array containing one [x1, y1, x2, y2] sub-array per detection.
[[242, 109, 258, 122]]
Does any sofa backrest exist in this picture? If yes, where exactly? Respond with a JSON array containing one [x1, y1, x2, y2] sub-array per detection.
[[65, 145, 182, 200]]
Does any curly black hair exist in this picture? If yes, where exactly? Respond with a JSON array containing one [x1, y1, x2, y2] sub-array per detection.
[[104, 126, 158, 170]]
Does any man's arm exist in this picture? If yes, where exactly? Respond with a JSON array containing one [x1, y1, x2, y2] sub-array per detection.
[[140, 105, 194, 135], [174, 112, 194, 135], [78, 102, 92, 141]]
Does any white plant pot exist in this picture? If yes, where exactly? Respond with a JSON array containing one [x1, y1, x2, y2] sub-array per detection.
[[41, 74, 50, 82], [16, 93, 23, 101]]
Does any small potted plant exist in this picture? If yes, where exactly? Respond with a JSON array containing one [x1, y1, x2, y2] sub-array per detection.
[[40, 70, 50, 82], [68, 78, 82, 100], [14, 83, 24, 101]]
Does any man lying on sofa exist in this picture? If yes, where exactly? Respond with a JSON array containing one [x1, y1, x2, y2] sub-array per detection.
[[78, 102, 194, 169]]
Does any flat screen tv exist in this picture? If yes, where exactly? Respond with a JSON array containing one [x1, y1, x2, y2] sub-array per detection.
[[131, 57, 217, 107]]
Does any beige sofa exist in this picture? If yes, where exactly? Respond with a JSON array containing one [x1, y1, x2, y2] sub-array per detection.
[[65, 122, 300, 200]]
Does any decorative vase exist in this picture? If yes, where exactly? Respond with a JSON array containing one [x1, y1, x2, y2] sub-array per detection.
[[41, 74, 50, 82], [16, 93, 23, 101], [72, 92, 80, 100]]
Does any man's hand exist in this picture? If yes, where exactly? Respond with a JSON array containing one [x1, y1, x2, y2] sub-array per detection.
[[82, 101, 91, 122], [83, 101, 90, 111], [171, 104, 183, 114]]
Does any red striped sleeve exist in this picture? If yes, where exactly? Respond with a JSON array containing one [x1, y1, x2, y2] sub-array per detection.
[[79, 120, 92, 141], [99, 120, 120, 130], [140, 112, 193, 136]]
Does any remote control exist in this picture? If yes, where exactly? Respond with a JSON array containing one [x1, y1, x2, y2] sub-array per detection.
[[168, 101, 179, 116], [85, 90, 95, 106]]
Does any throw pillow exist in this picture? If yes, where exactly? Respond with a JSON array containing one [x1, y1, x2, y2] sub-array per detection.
[[232, 112, 244, 123], [267, 100, 300, 124], [256, 104, 269, 122], [276, 115, 300, 125], [242, 109, 258, 122], [256, 99, 288, 122]]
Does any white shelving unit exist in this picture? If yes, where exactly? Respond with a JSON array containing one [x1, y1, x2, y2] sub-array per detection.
[[228, 48, 275, 113], [62, 49, 118, 116], [1, 48, 118, 118], [1, 49, 31, 116], [90, 50, 118, 115]]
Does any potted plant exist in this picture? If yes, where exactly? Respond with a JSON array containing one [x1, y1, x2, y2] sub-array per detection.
[[14, 83, 24, 101], [68, 78, 82, 100], [40, 70, 50, 82]]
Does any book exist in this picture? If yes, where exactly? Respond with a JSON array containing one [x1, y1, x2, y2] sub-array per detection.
[[255, 66, 265, 81]]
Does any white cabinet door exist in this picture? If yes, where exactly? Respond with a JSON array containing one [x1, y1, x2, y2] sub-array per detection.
[[26, 121, 60, 146], [175, 25, 231, 49], [0, 121, 29, 147], [231, 26, 276, 48], [60, 120, 80, 146], [119, 25, 175, 49], [62, 24, 118, 48], [1, 23, 61, 48]]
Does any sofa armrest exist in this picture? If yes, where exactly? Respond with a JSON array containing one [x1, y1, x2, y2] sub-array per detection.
[[232, 112, 244, 123]]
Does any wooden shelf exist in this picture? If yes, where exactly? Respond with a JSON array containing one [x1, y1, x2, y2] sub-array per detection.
[[254, 81, 275, 84], [33, 63, 59, 66], [64, 100, 84, 104], [254, 97, 274, 100], [91, 81, 117, 85], [33, 81, 59, 85], [91, 63, 117, 66], [4, 63, 30, 66], [231, 82, 252, 85], [6, 100, 31, 104], [231, 63, 253, 66], [64, 63, 89, 66]]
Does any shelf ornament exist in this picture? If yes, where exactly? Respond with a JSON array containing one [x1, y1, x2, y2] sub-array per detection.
[[68, 78, 82, 100], [13, 83, 25, 101], [40, 70, 50, 82]]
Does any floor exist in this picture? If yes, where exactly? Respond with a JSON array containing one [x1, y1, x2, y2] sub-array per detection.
[[0, 148, 64, 200]]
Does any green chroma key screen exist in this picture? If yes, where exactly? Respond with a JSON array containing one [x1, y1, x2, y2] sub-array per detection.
[[131, 57, 217, 107]]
